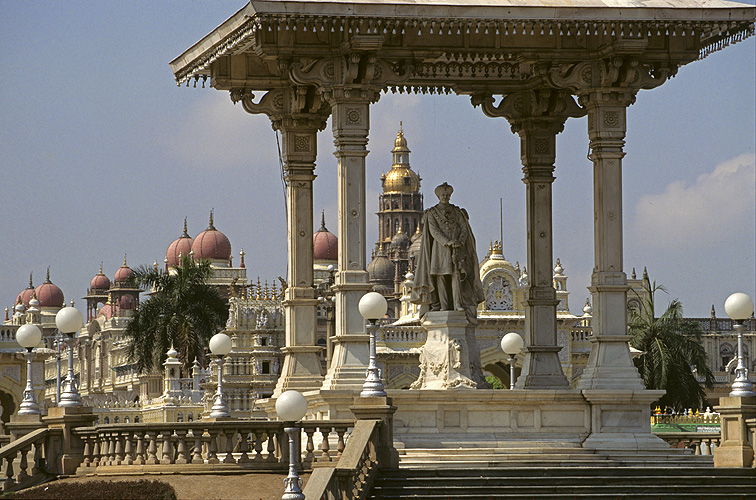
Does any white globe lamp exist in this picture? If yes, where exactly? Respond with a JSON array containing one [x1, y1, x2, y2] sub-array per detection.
[[276, 390, 308, 500], [724, 293, 755, 397], [17, 324, 43, 415], [55, 307, 84, 407], [209, 332, 233, 418], [500, 332, 524, 390], [359, 292, 388, 398]]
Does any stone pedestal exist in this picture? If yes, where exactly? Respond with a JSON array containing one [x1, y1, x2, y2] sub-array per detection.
[[6, 414, 45, 440], [713, 395, 756, 468], [411, 311, 476, 390], [581, 389, 668, 452], [350, 396, 399, 469], [42, 406, 97, 475]]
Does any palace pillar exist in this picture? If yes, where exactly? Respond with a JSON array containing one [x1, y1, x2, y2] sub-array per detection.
[[233, 87, 329, 395], [575, 90, 646, 392], [321, 91, 375, 391], [475, 90, 582, 389]]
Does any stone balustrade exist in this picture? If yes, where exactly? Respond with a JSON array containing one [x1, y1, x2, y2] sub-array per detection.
[[73, 419, 354, 474], [657, 432, 721, 456], [0, 427, 61, 492], [379, 326, 426, 344]]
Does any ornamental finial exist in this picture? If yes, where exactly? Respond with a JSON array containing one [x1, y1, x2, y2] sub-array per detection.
[[208, 209, 215, 230], [45, 267, 51, 283], [182, 217, 189, 237], [28, 272, 34, 288]]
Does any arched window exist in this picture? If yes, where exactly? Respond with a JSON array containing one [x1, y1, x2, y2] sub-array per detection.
[[188, 413, 194, 422], [134, 416, 140, 423], [104, 417, 110, 424], [114, 417, 120, 424], [720, 343, 734, 371], [124, 416, 130, 423], [177, 412, 184, 422]]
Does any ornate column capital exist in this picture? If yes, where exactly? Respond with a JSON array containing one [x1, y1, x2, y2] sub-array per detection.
[[473, 89, 585, 135], [230, 86, 330, 132]]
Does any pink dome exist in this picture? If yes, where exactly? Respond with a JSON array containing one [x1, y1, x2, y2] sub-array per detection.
[[166, 218, 194, 267], [98, 304, 115, 319], [90, 266, 111, 291], [114, 257, 135, 283], [191, 212, 231, 261], [35, 269, 64, 308], [16, 273, 35, 307], [118, 295, 136, 310], [313, 213, 338, 261]]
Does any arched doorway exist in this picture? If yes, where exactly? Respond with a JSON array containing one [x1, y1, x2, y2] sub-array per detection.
[[0, 391, 16, 428]]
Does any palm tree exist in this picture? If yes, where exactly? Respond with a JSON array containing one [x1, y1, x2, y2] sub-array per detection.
[[125, 254, 228, 374], [629, 272, 715, 411]]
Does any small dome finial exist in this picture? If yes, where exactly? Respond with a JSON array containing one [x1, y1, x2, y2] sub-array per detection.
[[28, 272, 34, 288], [182, 217, 189, 237], [239, 248, 246, 268], [45, 267, 51, 283], [123, 254, 128, 267], [711, 304, 716, 318], [320, 210, 327, 231], [208, 209, 215, 230], [631, 267, 637, 280]]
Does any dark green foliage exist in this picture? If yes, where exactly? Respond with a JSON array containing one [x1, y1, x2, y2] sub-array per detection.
[[485, 374, 506, 390], [7, 479, 177, 500], [125, 254, 228, 373], [629, 274, 715, 411]]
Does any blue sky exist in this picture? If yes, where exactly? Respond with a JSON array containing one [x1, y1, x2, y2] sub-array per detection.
[[1, 1, 754, 319]]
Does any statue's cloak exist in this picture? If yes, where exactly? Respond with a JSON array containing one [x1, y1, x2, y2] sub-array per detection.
[[410, 204, 484, 309]]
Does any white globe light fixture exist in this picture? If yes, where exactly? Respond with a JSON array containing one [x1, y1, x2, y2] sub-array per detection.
[[275, 390, 308, 500], [55, 306, 84, 407], [17, 324, 43, 415], [359, 292, 388, 398], [209, 332, 233, 418], [500, 332, 524, 390], [724, 293, 755, 397]]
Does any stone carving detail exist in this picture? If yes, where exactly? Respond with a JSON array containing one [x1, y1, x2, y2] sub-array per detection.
[[534, 138, 550, 154], [472, 89, 586, 134], [346, 107, 362, 124], [294, 135, 310, 152], [603, 110, 620, 128], [545, 58, 677, 93]]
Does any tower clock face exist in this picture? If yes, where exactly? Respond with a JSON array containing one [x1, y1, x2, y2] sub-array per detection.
[[485, 276, 513, 311]]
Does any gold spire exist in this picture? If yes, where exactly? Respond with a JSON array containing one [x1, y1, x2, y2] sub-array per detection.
[[263, 280, 269, 299], [182, 217, 189, 237], [122, 255, 128, 267], [255, 277, 261, 299], [28, 272, 34, 288], [45, 267, 51, 283], [207, 209, 215, 230], [320, 210, 327, 231]]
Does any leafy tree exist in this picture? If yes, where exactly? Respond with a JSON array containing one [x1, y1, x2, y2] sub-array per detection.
[[485, 374, 506, 390], [125, 255, 228, 374], [628, 273, 714, 411]]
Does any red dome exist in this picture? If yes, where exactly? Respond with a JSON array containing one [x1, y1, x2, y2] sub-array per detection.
[[35, 269, 64, 308], [118, 295, 136, 310], [98, 304, 115, 319], [191, 212, 231, 261], [90, 266, 111, 291], [313, 213, 338, 261], [114, 257, 135, 283], [166, 218, 194, 267], [15, 273, 35, 307]]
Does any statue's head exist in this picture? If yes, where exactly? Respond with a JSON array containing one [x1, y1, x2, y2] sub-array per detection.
[[434, 182, 453, 203]]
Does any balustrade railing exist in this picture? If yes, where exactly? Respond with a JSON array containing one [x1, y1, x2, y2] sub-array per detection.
[[303, 419, 380, 500], [0, 427, 61, 492], [379, 326, 426, 344], [656, 431, 720, 456], [73, 419, 354, 473]]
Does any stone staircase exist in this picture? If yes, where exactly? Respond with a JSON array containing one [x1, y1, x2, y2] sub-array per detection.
[[396, 447, 715, 468], [370, 466, 756, 499]]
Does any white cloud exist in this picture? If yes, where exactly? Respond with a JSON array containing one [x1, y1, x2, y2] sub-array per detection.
[[165, 92, 279, 169], [629, 153, 755, 248]]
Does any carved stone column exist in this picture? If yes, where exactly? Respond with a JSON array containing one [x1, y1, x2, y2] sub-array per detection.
[[321, 90, 375, 391], [575, 90, 646, 392], [475, 90, 582, 389], [233, 87, 329, 395]]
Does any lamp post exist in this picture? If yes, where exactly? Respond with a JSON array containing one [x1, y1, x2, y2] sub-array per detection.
[[55, 331, 63, 405], [724, 292, 755, 397], [276, 389, 308, 500], [17, 324, 43, 415], [500, 332, 524, 390], [55, 306, 84, 407], [358, 292, 388, 398], [209, 332, 232, 418]]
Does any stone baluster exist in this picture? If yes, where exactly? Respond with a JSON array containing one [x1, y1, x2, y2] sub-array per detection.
[[175, 430, 189, 464], [160, 430, 173, 464], [82, 436, 92, 468], [222, 430, 236, 464], [252, 431, 264, 462], [105, 432, 115, 466], [4, 456, 15, 491], [134, 431, 145, 465], [304, 427, 316, 466], [92, 437, 101, 468], [206, 430, 219, 464], [114, 433, 124, 465], [123, 432, 134, 465], [319, 427, 331, 462], [266, 432, 277, 464], [31, 441, 42, 477], [335, 426, 347, 458], [237, 429, 251, 464], [17, 446, 29, 483], [146, 432, 158, 465]]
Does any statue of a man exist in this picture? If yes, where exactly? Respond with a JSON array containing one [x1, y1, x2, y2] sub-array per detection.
[[411, 183, 484, 316]]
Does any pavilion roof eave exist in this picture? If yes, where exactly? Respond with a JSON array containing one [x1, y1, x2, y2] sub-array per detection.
[[170, 0, 755, 85]]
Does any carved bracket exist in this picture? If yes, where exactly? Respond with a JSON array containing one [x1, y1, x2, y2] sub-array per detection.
[[545, 57, 677, 93], [290, 54, 412, 91], [230, 86, 329, 130], [472, 90, 585, 134]]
